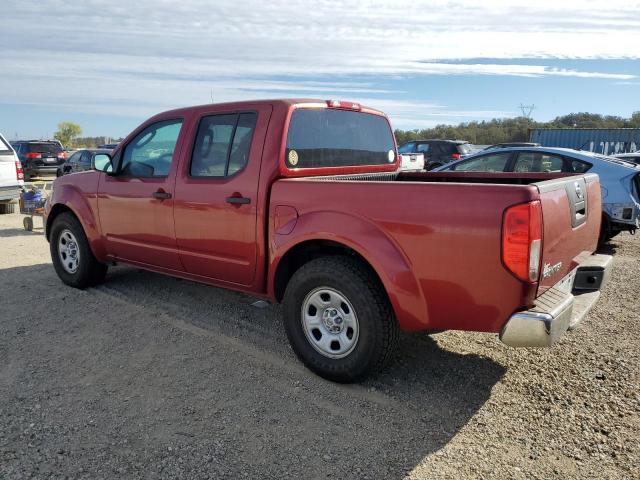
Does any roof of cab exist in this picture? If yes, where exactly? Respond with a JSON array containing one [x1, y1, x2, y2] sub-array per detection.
[[150, 99, 386, 119]]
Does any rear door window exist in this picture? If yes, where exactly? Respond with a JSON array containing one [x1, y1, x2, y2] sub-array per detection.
[[514, 152, 564, 173], [285, 109, 395, 169], [190, 112, 257, 177], [451, 152, 511, 172]]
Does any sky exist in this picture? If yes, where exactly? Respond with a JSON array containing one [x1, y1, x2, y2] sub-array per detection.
[[1, 0, 639, 139]]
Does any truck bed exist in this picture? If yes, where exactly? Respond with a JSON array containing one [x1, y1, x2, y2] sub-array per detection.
[[270, 171, 601, 333]]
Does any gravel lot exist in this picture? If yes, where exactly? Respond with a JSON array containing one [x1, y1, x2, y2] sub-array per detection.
[[0, 212, 638, 479]]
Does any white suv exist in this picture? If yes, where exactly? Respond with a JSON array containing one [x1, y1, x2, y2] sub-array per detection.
[[0, 133, 24, 214]]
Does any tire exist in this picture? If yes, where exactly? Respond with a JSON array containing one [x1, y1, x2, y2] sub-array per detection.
[[23, 216, 33, 231], [49, 212, 107, 288], [282, 256, 398, 383]]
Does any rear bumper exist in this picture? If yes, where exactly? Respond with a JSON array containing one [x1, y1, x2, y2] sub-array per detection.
[[499, 253, 612, 347], [0, 185, 21, 201]]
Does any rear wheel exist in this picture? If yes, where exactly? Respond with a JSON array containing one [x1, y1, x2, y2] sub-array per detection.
[[49, 212, 107, 288], [283, 256, 398, 383]]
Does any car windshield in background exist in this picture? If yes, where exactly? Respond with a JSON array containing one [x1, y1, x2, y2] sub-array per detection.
[[28, 143, 62, 154], [458, 143, 473, 154], [285, 109, 395, 169]]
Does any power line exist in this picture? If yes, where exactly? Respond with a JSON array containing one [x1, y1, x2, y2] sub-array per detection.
[[518, 104, 536, 119]]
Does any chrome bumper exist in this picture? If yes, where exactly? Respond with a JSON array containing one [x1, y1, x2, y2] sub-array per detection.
[[499, 254, 613, 347]]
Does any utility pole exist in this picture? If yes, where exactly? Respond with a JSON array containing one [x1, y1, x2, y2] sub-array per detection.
[[518, 104, 536, 119]]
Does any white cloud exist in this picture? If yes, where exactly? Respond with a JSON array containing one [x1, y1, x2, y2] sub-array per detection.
[[1, 0, 639, 131]]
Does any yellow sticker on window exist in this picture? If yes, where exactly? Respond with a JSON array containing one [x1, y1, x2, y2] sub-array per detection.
[[288, 149, 299, 166]]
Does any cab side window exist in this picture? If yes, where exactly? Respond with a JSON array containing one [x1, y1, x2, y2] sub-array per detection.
[[121, 119, 183, 177], [190, 112, 257, 177]]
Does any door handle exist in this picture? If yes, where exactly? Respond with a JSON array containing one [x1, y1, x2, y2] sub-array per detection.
[[225, 195, 251, 205], [152, 190, 172, 200]]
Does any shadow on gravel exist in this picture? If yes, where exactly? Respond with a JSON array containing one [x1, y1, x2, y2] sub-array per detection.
[[597, 241, 618, 255], [1, 264, 505, 479], [0, 227, 43, 237]]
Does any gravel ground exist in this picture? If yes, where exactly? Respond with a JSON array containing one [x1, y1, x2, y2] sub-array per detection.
[[0, 212, 638, 479]]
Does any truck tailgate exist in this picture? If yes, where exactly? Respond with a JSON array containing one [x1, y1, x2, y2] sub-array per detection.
[[0, 152, 18, 189], [536, 173, 601, 293]]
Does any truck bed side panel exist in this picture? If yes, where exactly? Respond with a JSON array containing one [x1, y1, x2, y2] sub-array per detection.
[[269, 180, 540, 333]]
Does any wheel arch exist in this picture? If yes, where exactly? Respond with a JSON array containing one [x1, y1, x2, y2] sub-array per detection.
[[269, 213, 429, 331], [46, 185, 107, 261]]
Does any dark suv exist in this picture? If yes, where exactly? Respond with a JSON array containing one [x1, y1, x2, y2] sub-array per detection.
[[397, 139, 473, 170], [12, 140, 66, 180]]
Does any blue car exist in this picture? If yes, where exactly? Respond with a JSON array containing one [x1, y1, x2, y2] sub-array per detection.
[[434, 146, 640, 241]]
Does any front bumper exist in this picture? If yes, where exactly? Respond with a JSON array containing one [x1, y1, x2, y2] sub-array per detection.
[[499, 254, 612, 347]]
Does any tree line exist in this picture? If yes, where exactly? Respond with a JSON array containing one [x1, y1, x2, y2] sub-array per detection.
[[394, 111, 640, 146]]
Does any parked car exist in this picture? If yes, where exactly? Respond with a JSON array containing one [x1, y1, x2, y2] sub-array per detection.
[[0, 134, 24, 214], [613, 152, 640, 165], [97, 143, 119, 150], [484, 142, 540, 150], [434, 147, 640, 241], [397, 139, 473, 170], [12, 140, 66, 181], [56, 149, 113, 177], [45, 99, 610, 382]]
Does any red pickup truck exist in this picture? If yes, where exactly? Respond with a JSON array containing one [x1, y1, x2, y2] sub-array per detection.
[[45, 99, 612, 382]]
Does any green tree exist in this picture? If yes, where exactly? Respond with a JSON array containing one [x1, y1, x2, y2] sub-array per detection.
[[54, 121, 82, 149]]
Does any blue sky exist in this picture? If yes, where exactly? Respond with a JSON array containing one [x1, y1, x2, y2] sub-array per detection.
[[1, 0, 639, 139]]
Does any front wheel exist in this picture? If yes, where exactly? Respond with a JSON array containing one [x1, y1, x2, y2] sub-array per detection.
[[49, 212, 107, 288], [282, 256, 398, 383]]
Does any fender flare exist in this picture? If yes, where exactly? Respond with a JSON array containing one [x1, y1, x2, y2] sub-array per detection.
[[269, 210, 430, 331], [46, 184, 108, 262]]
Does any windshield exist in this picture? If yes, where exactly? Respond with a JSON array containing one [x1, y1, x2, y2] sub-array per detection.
[[286, 109, 396, 169]]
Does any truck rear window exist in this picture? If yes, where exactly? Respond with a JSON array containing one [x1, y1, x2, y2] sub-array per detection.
[[285, 109, 395, 169]]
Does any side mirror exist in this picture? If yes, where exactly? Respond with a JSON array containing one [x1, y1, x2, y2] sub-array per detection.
[[94, 154, 113, 173]]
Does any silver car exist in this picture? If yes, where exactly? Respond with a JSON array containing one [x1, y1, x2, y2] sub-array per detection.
[[434, 146, 640, 241]]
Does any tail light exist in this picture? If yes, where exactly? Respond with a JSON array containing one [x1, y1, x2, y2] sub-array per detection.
[[26, 152, 41, 159], [502, 200, 542, 283], [57, 152, 67, 160], [15, 160, 24, 181], [326, 100, 361, 111], [452, 153, 461, 160]]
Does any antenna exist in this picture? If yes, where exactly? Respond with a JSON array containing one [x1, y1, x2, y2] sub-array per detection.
[[210, 89, 214, 103], [518, 104, 536, 119]]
